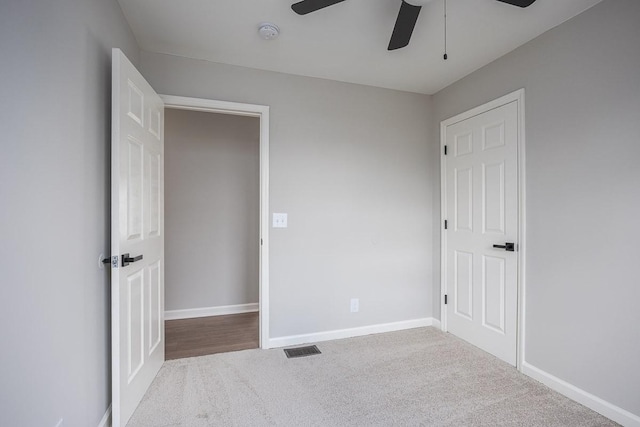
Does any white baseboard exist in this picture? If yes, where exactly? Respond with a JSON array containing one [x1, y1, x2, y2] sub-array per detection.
[[521, 361, 640, 427], [268, 317, 436, 348], [165, 303, 258, 320], [431, 318, 441, 329], [98, 405, 111, 427]]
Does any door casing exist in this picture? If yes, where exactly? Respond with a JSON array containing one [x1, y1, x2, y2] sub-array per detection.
[[439, 89, 526, 370], [160, 95, 271, 349]]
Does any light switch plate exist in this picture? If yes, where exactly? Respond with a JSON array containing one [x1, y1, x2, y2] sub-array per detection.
[[273, 213, 288, 228]]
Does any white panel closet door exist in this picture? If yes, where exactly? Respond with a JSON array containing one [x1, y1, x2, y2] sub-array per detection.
[[445, 100, 518, 366], [111, 48, 164, 427]]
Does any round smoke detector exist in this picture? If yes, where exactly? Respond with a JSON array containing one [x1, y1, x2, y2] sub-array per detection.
[[258, 23, 280, 40]]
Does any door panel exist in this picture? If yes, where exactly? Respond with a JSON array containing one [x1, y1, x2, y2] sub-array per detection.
[[126, 137, 144, 240], [482, 120, 505, 150], [483, 162, 505, 234], [483, 255, 505, 333], [455, 131, 473, 156], [445, 100, 518, 366], [148, 260, 162, 353], [127, 269, 145, 381], [455, 250, 473, 319], [455, 168, 473, 232], [148, 153, 161, 236], [112, 48, 164, 427]]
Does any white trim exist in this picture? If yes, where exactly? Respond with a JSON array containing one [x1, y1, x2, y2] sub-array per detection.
[[522, 362, 640, 427], [515, 91, 527, 371], [268, 318, 436, 348], [439, 116, 447, 332], [98, 405, 111, 427], [160, 94, 270, 349], [439, 89, 526, 368], [165, 303, 259, 320], [431, 318, 441, 329], [161, 95, 265, 118], [440, 90, 524, 127]]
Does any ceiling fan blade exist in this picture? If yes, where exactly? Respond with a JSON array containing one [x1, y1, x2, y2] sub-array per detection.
[[291, 0, 346, 15], [388, 0, 422, 51], [496, 0, 537, 7]]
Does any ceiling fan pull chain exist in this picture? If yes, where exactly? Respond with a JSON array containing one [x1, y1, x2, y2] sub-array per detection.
[[443, 0, 448, 60]]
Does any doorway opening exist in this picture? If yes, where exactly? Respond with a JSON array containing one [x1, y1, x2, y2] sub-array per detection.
[[161, 95, 270, 357]]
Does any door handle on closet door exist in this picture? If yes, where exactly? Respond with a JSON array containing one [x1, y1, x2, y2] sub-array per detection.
[[492, 243, 515, 252], [122, 253, 143, 267]]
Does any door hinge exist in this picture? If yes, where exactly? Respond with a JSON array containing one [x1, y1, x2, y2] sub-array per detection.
[[260, 238, 263, 245], [444, 294, 448, 305], [444, 145, 448, 155], [444, 220, 448, 229]]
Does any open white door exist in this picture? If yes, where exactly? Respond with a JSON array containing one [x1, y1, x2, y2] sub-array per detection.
[[111, 48, 164, 427]]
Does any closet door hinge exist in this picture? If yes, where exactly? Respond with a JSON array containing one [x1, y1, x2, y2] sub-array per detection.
[[444, 145, 448, 155], [444, 220, 448, 230], [444, 294, 448, 305]]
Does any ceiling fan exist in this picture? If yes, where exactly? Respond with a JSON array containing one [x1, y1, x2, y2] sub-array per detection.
[[291, 0, 537, 51]]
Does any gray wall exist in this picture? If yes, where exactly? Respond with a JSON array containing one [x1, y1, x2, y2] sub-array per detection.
[[141, 52, 434, 337], [432, 0, 640, 416], [165, 110, 260, 310], [6, 0, 634, 423], [0, 1, 139, 426]]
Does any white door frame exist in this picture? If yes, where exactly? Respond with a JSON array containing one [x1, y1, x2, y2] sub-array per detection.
[[160, 94, 271, 349], [439, 89, 526, 370]]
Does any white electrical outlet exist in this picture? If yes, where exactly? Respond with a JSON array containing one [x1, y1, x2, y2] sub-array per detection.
[[272, 213, 288, 228], [350, 298, 359, 313]]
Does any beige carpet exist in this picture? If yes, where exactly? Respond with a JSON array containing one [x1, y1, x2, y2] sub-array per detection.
[[128, 327, 617, 426]]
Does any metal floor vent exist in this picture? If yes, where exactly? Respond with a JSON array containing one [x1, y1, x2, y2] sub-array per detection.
[[284, 345, 321, 358]]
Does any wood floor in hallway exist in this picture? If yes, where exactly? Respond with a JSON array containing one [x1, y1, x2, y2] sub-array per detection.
[[165, 312, 259, 360]]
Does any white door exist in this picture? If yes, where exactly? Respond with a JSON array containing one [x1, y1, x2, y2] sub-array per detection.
[[111, 48, 164, 426], [443, 99, 519, 366]]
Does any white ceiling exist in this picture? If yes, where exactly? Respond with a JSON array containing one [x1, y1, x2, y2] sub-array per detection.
[[118, 0, 601, 94]]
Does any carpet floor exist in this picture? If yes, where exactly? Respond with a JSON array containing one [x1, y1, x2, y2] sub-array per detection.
[[128, 327, 617, 426]]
